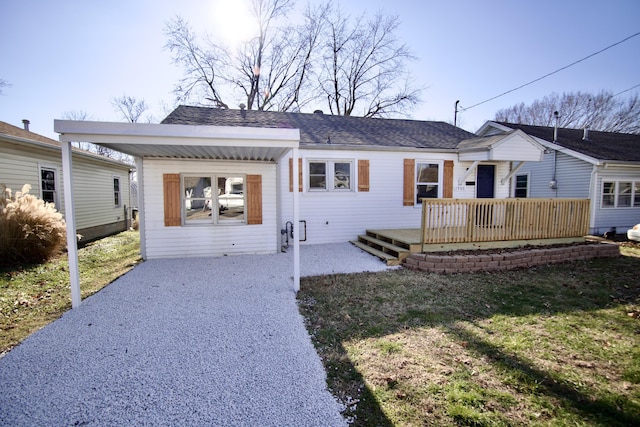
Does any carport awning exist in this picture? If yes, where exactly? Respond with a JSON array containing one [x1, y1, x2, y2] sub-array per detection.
[[54, 120, 299, 161], [54, 119, 301, 309]]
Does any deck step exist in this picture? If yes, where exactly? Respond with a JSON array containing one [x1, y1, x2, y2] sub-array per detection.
[[358, 234, 409, 257], [350, 241, 401, 266]]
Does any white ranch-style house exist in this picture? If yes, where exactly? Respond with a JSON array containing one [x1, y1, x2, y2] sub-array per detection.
[[55, 106, 548, 306]]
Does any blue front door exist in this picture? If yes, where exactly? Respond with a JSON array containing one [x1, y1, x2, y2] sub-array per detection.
[[476, 165, 495, 198]]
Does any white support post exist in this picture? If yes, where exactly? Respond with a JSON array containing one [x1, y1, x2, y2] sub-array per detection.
[[292, 147, 300, 292], [135, 157, 146, 260], [61, 141, 81, 308]]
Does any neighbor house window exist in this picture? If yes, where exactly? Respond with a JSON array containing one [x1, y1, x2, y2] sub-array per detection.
[[183, 175, 245, 224], [308, 160, 352, 191], [415, 162, 440, 203], [514, 174, 529, 198], [113, 177, 121, 207], [40, 166, 57, 207], [602, 181, 640, 208]]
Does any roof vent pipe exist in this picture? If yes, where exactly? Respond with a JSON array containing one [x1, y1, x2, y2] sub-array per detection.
[[553, 111, 559, 143], [22, 119, 30, 131], [313, 110, 323, 114], [583, 127, 590, 141]]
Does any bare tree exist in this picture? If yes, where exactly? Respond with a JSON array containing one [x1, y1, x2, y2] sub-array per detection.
[[111, 95, 149, 123], [495, 91, 640, 134], [317, 6, 422, 117], [61, 110, 133, 163], [164, 1, 421, 117], [62, 110, 96, 152], [164, 16, 231, 108], [0, 78, 10, 95]]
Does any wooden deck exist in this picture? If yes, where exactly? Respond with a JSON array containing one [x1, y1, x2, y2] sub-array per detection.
[[351, 228, 587, 266]]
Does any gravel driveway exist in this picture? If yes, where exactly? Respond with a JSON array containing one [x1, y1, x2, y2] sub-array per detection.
[[0, 243, 389, 426]]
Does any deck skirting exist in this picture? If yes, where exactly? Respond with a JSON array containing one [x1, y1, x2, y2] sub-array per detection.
[[404, 242, 620, 274]]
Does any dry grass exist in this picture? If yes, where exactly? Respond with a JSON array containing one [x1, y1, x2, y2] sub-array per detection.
[[299, 244, 640, 426], [0, 184, 67, 266], [0, 231, 141, 355]]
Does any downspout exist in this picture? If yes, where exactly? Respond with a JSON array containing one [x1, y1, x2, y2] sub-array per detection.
[[588, 165, 598, 234]]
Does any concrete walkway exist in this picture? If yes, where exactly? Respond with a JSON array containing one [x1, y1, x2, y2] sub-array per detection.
[[0, 244, 389, 426]]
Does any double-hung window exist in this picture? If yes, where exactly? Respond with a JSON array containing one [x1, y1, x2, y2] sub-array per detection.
[[415, 162, 440, 203], [183, 175, 246, 224], [514, 174, 529, 198], [308, 160, 352, 191], [40, 166, 57, 207], [113, 177, 121, 207], [602, 181, 640, 208]]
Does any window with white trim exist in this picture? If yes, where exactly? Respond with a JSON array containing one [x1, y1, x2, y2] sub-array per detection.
[[308, 160, 352, 191], [40, 166, 57, 207], [113, 176, 121, 207], [514, 174, 529, 198], [183, 175, 246, 224], [602, 180, 640, 208], [415, 162, 440, 203]]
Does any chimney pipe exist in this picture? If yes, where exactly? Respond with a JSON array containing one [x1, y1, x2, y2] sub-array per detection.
[[22, 119, 30, 131], [553, 111, 559, 143], [583, 127, 590, 141]]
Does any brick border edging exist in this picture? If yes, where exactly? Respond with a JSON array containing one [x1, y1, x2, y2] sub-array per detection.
[[403, 243, 620, 274]]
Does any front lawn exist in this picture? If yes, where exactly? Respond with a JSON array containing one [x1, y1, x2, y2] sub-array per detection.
[[299, 245, 640, 426], [0, 231, 141, 355]]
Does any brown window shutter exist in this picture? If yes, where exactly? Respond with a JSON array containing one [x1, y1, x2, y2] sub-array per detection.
[[163, 173, 181, 226], [403, 159, 415, 206], [246, 174, 262, 225], [443, 160, 454, 198], [288, 158, 302, 192], [358, 159, 370, 192]]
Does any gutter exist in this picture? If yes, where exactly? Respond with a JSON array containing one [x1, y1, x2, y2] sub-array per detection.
[[1, 133, 132, 169]]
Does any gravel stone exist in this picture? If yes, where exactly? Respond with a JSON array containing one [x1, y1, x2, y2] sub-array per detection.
[[0, 243, 389, 426]]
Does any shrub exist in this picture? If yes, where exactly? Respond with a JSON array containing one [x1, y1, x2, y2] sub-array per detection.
[[0, 184, 67, 267]]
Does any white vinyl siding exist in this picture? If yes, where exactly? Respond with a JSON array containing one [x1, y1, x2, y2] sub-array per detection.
[[0, 138, 131, 231], [517, 151, 591, 198], [142, 159, 277, 259], [279, 150, 510, 244]]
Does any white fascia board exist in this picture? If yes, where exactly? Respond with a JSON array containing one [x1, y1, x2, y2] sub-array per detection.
[[55, 120, 300, 147], [475, 121, 512, 135]]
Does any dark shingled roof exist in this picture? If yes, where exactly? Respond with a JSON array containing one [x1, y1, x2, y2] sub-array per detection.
[[162, 106, 477, 150], [496, 122, 640, 162]]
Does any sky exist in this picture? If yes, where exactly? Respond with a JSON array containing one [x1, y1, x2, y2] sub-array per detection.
[[0, 0, 639, 140]]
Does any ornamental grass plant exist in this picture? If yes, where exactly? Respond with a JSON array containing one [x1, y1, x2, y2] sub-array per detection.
[[0, 184, 67, 267]]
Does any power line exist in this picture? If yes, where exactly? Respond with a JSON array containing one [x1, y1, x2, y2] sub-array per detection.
[[461, 31, 640, 111], [612, 83, 640, 98]]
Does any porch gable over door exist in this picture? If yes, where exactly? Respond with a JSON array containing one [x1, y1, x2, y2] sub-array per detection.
[[457, 129, 544, 162]]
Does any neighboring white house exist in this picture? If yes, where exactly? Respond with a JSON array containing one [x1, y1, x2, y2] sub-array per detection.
[[477, 121, 640, 235], [0, 120, 133, 242]]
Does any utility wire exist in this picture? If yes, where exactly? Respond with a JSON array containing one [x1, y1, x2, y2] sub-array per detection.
[[461, 31, 640, 111], [612, 83, 640, 98]]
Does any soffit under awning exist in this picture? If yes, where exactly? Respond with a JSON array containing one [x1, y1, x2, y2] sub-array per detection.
[[54, 120, 300, 162]]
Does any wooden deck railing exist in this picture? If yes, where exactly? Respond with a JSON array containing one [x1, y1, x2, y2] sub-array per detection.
[[420, 198, 591, 246]]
